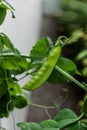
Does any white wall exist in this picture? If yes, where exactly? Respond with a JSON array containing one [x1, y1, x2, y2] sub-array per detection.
[[0, 0, 42, 130], [0, 0, 42, 54]]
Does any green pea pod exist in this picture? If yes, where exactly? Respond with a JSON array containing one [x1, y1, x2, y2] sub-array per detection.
[[23, 40, 62, 91]]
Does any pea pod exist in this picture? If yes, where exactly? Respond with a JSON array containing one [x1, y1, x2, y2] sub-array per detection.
[[23, 40, 62, 91]]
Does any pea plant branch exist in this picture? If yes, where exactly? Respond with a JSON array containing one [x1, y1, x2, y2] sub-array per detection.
[[1, 0, 87, 130], [55, 65, 87, 92]]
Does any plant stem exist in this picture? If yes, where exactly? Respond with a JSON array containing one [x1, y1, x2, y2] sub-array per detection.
[[29, 103, 59, 109], [55, 65, 87, 92], [0, 53, 30, 59]]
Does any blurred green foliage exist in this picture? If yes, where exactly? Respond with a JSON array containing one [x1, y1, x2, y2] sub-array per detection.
[[59, 0, 87, 78]]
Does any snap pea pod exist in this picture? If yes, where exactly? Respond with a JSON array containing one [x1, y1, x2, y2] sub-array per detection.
[[23, 40, 62, 91]]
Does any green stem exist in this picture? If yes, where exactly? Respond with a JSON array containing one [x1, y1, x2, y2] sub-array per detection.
[[0, 53, 30, 59], [29, 103, 58, 109], [55, 65, 87, 92]]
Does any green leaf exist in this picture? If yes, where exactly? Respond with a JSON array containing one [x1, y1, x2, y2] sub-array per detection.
[[17, 122, 41, 130], [0, 7, 6, 25], [12, 95, 28, 109], [57, 57, 80, 75], [0, 35, 4, 51], [0, 69, 11, 97], [40, 119, 58, 128], [48, 57, 80, 84], [0, 67, 11, 79], [7, 100, 14, 112], [41, 128, 60, 130], [0, 92, 11, 118], [0, 33, 20, 57], [8, 79, 22, 95], [82, 97, 87, 117], [0, 0, 15, 19], [1, 57, 20, 70], [54, 109, 82, 129], [18, 57, 30, 70], [76, 50, 87, 60], [67, 120, 87, 130], [17, 122, 59, 130], [0, 81, 8, 97], [30, 37, 53, 66]]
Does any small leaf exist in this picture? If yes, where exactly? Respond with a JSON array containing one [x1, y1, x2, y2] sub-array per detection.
[[54, 109, 81, 128], [67, 120, 87, 130], [48, 57, 80, 84], [30, 37, 53, 66], [8, 79, 22, 95], [7, 100, 14, 111], [76, 50, 87, 60], [12, 95, 28, 108], [0, 33, 20, 57], [40, 119, 58, 128], [0, 7, 6, 25], [1, 57, 20, 70], [17, 122, 41, 130]]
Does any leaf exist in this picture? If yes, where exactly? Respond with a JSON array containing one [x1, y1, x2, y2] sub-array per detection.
[[54, 109, 82, 128], [18, 57, 30, 70], [0, 69, 11, 97], [12, 95, 28, 108], [0, 67, 11, 79], [0, 81, 8, 97], [0, 33, 20, 57], [40, 119, 58, 128], [1, 57, 20, 70], [66, 120, 87, 130], [0, 92, 11, 118], [30, 37, 53, 66], [76, 50, 87, 60], [41, 128, 60, 130], [41, 129, 59, 130], [17, 122, 41, 130], [17, 122, 59, 130], [82, 97, 87, 117], [7, 100, 14, 112], [48, 57, 80, 84], [57, 57, 79, 74], [0, 35, 4, 51], [8, 79, 22, 95], [0, 7, 6, 25]]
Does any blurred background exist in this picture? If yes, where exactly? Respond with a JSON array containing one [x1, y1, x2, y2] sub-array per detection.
[[0, 0, 87, 130]]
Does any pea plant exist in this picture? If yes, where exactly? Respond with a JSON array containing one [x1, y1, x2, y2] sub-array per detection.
[[0, 0, 87, 130]]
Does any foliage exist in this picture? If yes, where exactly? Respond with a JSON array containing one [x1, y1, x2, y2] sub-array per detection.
[[0, 0, 87, 130], [60, 0, 87, 78], [17, 109, 85, 130]]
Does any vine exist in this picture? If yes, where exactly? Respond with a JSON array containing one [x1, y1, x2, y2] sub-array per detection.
[[0, 0, 87, 130]]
